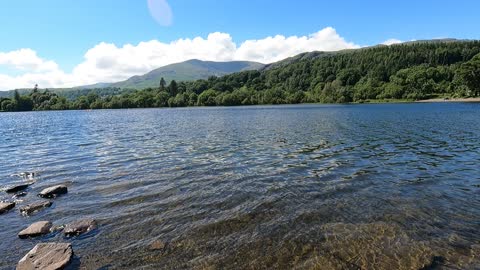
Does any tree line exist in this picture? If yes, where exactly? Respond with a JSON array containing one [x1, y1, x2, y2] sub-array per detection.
[[2, 41, 480, 112]]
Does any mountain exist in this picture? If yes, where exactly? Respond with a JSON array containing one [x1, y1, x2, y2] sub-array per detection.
[[108, 59, 265, 89], [0, 59, 264, 99]]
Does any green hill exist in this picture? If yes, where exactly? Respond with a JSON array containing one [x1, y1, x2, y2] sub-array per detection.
[[109, 59, 265, 89], [0, 59, 264, 99]]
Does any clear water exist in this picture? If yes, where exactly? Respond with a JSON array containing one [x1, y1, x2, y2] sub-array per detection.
[[1, 103, 479, 269]]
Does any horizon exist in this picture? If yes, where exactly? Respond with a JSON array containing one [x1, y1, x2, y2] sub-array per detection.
[[1, 0, 480, 91]]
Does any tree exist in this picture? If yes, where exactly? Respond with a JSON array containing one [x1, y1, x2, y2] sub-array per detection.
[[168, 80, 178, 96], [197, 89, 218, 106], [14, 90, 21, 103], [456, 53, 480, 96], [159, 77, 166, 92], [154, 91, 170, 107]]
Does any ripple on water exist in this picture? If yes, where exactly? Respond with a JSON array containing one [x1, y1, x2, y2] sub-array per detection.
[[1, 104, 480, 269]]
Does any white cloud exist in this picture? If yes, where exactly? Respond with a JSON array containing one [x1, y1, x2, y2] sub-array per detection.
[[235, 27, 360, 63], [0, 27, 365, 90], [0, 48, 58, 72], [382, 39, 403, 46]]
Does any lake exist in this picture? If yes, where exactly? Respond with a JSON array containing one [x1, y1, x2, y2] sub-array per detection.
[[1, 103, 480, 269]]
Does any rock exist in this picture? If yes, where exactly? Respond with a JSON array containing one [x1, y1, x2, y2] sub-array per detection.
[[19, 201, 52, 215], [38, 185, 68, 198], [16, 242, 73, 270], [13, 192, 28, 199], [19, 172, 35, 180], [64, 219, 96, 237], [50, 225, 65, 233], [5, 183, 31, 193], [149, 240, 166, 251], [0, 201, 15, 214], [18, 221, 52, 239]]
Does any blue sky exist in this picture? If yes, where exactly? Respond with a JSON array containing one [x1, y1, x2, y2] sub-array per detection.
[[0, 0, 479, 90]]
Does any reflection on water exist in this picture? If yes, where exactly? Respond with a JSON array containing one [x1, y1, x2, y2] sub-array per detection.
[[1, 103, 480, 269]]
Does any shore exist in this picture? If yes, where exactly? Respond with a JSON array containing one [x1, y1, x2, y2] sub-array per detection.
[[416, 97, 480, 103]]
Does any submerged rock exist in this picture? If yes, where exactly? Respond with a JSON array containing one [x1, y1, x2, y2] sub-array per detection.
[[0, 201, 15, 214], [64, 219, 96, 237], [5, 183, 31, 193], [19, 201, 52, 215], [19, 172, 35, 180], [38, 185, 68, 198], [16, 242, 73, 270], [149, 240, 166, 251], [18, 221, 52, 239], [13, 192, 28, 199]]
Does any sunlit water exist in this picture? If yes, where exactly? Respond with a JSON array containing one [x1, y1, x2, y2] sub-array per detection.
[[1, 104, 480, 269]]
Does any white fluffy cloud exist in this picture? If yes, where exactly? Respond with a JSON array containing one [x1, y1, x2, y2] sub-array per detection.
[[0, 49, 58, 72], [0, 27, 364, 90], [235, 27, 360, 63], [382, 39, 403, 46]]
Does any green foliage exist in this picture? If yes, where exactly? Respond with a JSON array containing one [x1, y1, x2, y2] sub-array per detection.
[[197, 89, 219, 106], [455, 53, 480, 96]]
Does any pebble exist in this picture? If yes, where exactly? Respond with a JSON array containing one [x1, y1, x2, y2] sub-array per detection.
[[149, 240, 166, 251]]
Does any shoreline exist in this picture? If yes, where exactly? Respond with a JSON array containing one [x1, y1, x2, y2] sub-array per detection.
[[2, 98, 480, 113], [416, 97, 480, 103]]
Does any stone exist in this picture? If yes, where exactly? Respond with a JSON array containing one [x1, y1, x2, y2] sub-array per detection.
[[5, 183, 31, 193], [0, 201, 15, 214], [16, 242, 73, 270], [19, 201, 52, 215], [64, 219, 96, 237], [18, 221, 53, 239], [13, 192, 28, 199], [149, 240, 166, 251], [19, 172, 35, 180], [38, 185, 68, 198]]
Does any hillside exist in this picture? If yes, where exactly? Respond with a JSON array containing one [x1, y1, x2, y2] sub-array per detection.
[[0, 59, 265, 99], [109, 59, 265, 89]]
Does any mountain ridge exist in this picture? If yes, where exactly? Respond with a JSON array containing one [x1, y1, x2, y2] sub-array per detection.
[[108, 59, 265, 89]]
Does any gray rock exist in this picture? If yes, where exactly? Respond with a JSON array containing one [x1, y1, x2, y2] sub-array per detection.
[[5, 183, 31, 193], [18, 221, 52, 239], [38, 185, 68, 198], [16, 242, 73, 270], [19, 201, 52, 215], [64, 219, 96, 237], [0, 201, 15, 214]]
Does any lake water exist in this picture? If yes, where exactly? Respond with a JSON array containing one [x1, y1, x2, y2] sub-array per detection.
[[1, 103, 480, 269]]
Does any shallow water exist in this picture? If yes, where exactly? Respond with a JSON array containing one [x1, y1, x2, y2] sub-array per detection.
[[1, 103, 480, 269]]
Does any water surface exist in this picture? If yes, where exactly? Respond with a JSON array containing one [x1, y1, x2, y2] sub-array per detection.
[[1, 103, 480, 269]]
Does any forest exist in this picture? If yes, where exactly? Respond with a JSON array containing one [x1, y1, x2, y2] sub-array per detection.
[[1, 41, 480, 112]]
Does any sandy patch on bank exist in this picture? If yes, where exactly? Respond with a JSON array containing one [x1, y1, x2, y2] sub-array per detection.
[[416, 97, 480, 103]]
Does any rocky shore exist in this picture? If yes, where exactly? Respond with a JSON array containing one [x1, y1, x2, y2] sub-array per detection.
[[1, 172, 96, 269]]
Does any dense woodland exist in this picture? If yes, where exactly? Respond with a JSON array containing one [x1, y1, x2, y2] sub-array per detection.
[[2, 41, 480, 112]]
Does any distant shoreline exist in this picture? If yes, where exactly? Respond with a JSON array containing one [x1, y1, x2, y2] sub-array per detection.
[[416, 97, 480, 103]]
